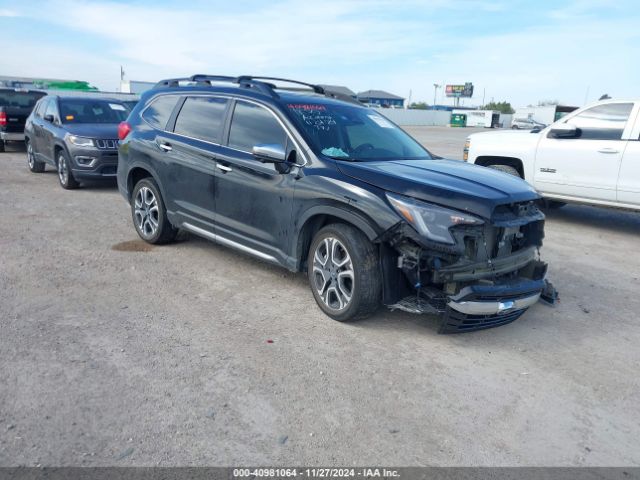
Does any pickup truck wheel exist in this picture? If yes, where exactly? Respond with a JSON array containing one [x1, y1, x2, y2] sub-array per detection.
[[308, 223, 381, 322], [131, 178, 177, 244], [488, 164, 521, 178], [57, 151, 79, 189], [27, 141, 45, 173]]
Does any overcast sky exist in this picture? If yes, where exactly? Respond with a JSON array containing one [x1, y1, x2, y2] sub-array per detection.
[[1, 0, 638, 107]]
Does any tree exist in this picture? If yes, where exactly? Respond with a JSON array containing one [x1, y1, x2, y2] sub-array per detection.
[[409, 102, 429, 110], [482, 101, 514, 114]]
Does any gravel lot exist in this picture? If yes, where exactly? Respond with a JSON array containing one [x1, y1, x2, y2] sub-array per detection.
[[1, 127, 639, 466]]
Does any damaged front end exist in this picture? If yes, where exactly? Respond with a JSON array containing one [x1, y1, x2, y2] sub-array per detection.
[[379, 196, 557, 333]]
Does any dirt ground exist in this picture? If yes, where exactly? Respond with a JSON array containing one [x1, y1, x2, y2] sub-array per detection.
[[1, 128, 639, 466]]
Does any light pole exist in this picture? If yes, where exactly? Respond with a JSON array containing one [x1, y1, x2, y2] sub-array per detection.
[[433, 83, 440, 107]]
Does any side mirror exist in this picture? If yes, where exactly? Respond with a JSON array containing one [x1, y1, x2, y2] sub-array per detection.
[[44, 114, 54, 123], [252, 144, 286, 163], [549, 124, 578, 139]]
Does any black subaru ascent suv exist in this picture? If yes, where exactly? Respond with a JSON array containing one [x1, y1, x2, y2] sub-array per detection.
[[117, 75, 554, 333]]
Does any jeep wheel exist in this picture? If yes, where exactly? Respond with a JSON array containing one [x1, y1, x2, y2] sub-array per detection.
[[57, 150, 79, 189], [27, 141, 45, 173], [308, 224, 381, 322], [131, 178, 177, 244], [489, 164, 521, 178]]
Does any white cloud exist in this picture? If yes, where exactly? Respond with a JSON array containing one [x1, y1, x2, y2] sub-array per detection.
[[0, 8, 20, 16]]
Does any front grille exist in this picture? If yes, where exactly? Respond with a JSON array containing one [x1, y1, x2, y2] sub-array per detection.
[[95, 139, 118, 150], [439, 307, 527, 333]]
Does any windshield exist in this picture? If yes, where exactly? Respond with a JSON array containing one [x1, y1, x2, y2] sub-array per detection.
[[59, 99, 129, 124], [286, 103, 431, 161], [0, 91, 45, 109]]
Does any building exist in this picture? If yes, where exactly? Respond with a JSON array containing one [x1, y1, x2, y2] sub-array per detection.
[[0, 75, 97, 91], [357, 90, 404, 108], [119, 80, 155, 95], [514, 105, 578, 125], [318, 85, 357, 99]]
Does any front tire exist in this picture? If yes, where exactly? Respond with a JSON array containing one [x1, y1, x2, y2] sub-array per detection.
[[307, 224, 381, 322], [57, 150, 79, 189], [488, 164, 521, 178], [131, 178, 177, 244], [27, 141, 45, 173]]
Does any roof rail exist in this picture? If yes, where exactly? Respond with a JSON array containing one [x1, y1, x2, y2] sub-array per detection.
[[152, 74, 362, 105], [236, 76, 325, 95]]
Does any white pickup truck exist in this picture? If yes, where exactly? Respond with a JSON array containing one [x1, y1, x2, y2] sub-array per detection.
[[464, 99, 640, 211]]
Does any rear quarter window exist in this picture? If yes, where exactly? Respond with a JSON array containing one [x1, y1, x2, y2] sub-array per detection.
[[141, 95, 179, 130]]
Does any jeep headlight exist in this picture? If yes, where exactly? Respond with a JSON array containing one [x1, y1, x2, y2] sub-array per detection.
[[67, 135, 95, 147], [386, 192, 484, 245]]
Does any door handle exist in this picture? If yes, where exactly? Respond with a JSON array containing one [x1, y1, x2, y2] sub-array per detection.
[[598, 148, 619, 154], [157, 141, 172, 152], [216, 163, 232, 172]]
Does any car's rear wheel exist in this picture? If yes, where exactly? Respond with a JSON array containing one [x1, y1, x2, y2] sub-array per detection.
[[308, 223, 381, 322], [27, 141, 45, 173], [131, 178, 177, 244], [57, 150, 79, 189], [511, 125, 519, 129], [488, 164, 521, 178]]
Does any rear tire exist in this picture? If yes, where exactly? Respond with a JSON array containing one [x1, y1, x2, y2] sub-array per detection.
[[307, 223, 381, 322], [488, 164, 521, 178], [57, 150, 79, 189], [27, 141, 45, 173], [131, 178, 177, 244]]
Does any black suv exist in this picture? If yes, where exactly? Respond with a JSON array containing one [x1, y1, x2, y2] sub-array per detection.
[[24, 95, 129, 189], [117, 75, 554, 333], [0, 88, 46, 152]]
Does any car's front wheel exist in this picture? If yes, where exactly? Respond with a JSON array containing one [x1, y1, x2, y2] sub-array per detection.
[[308, 223, 381, 322], [57, 150, 79, 189], [131, 178, 177, 244], [27, 141, 45, 173]]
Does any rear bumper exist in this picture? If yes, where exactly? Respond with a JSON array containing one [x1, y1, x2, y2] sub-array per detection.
[[0, 132, 25, 141]]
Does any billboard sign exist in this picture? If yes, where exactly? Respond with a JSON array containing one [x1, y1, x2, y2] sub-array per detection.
[[445, 83, 474, 98]]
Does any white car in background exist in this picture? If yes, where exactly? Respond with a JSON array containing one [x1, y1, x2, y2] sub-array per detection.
[[464, 99, 640, 211], [511, 117, 546, 130]]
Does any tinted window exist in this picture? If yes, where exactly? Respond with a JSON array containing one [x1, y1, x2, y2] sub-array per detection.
[[228, 101, 286, 152], [174, 97, 228, 143], [567, 103, 633, 140], [44, 99, 58, 120], [34, 98, 48, 118], [142, 95, 178, 130], [59, 99, 128, 124], [0, 90, 45, 108]]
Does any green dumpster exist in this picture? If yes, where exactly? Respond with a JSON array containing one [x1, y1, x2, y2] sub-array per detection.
[[451, 113, 467, 127]]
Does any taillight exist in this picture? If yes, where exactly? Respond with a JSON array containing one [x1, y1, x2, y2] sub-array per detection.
[[0, 112, 7, 127], [118, 121, 132, 140]]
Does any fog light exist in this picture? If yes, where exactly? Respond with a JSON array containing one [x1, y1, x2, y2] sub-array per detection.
[[75, 156, 97, 167]]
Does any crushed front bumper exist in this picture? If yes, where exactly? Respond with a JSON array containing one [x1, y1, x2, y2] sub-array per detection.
[[440, 278, 546, 333]]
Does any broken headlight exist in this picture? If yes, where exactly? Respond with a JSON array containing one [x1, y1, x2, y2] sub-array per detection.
[[386, 192, 484, 245]]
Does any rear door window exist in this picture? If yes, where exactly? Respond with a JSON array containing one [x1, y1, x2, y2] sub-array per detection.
[[141, 95, 179, 130], [0, 90, 45, 109], [228, 101, 286, 152], [174, 97, 228, 144]]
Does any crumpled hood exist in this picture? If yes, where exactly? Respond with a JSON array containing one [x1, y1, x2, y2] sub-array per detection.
[[337, 158, 540, 219], [64, 123, 119, 140]]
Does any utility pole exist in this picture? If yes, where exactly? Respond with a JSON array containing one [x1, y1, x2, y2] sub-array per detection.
[[433, 83, 440, 107]]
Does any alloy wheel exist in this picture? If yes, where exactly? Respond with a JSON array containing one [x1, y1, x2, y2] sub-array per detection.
[[57, 154, 68, 185], [28, 144, 35, 169], [134, 186, 160, 238], [312, 237, 355, 311]]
